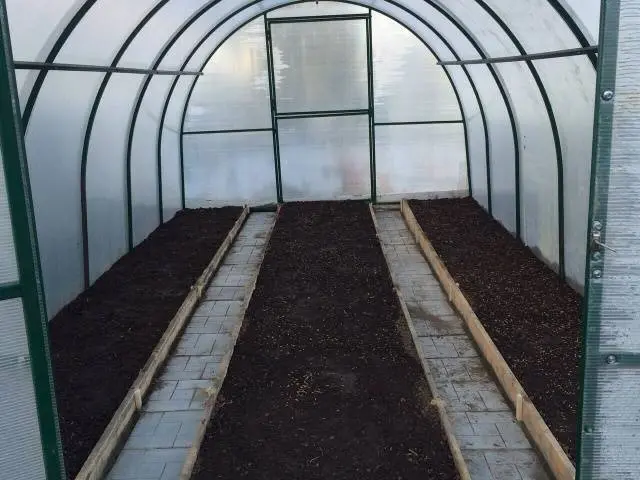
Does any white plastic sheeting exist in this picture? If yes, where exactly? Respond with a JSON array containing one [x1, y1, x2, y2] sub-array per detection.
[[6, 0, 598, 316]]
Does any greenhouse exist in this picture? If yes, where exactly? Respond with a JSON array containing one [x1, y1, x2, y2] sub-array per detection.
[[0, 0, 637, 478]]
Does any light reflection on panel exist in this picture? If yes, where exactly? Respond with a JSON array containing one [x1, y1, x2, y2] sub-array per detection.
[[375, 123, 467, 201], [0, 299, 46, 480], [185, 18, 271, 132], [26, 71, 103, 318], [267, 1, 367, 17], [272, 20, 368, 113], [184, 132, 276, 206], [372, 12, 461, 123], [279, 115, 370, 201]]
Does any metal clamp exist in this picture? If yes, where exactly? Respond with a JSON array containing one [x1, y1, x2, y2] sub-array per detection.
[[591, 230, 616, 254]]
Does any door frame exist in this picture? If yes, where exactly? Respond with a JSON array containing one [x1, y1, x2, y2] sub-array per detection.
[[263, 11, 377, 203]]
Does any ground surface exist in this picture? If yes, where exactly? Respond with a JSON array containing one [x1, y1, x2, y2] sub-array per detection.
[[193, 201, 458, 480], [409, 198, 581, 461], [49, 207, 243, 477]]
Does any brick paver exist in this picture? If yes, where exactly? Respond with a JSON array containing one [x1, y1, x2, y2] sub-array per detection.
[[107, 212, 276, 480], [374, 206, 549, 480]]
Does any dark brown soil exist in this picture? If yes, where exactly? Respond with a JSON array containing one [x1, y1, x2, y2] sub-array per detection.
[[49, 207, 243, 477], [409, 198, 581, 461], [193, 201, 458, 480]]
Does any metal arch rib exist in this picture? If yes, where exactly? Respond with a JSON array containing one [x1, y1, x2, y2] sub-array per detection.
[[164, 0, 493, 215], [471, 0, 567, 278], [79, 1, 170, 288]]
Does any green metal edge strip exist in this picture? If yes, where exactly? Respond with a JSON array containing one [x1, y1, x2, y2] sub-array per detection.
[[576, 0, 619, 478], [0, 1, 65, 478], [171, 0, 483, 213], [474, 0, 565, 277], [366, 13, 376, 202], [264, 16, 283, 203], [267, 13, 370, 23], [81, 1, 170, 288]]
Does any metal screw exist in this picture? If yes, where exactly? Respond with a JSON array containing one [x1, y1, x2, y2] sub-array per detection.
[[606, 354, 617, 365], [593, 269, 602, 279], [592, 251, 602, 262], [593, 221, 602, 231], [602, 90, 614, 101], [584, 425, 593, 434]]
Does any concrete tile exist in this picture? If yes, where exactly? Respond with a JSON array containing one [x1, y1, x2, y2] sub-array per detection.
[[143, 399, 192, 412], [517, 463, 551, 480], [496, 422, 532, 448], [462, 451, 494, 480], [193, 301, 215, 316], [161, 411, 203, 424], [149, 381, 178, 401], [449, 412, 474, 436], [160, 462, 184, 480], [160, 369, 206, 381], [171, 388, 196, 401], [458, 435, 506, 449], [164, 357, 188, 372], [479, 389, 511, 411], [467, 411, 517, 424], [125, 421, 181, 449], [488, 462, 523, 480], [129, 412, 163, 437]]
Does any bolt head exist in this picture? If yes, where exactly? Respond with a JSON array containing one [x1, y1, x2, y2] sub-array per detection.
[[606, 354, 617, 365], [584, 425, 593, 434], [593, 221, 602, 231], [593, 269, 602, 279], [602, 90, 614, 101]]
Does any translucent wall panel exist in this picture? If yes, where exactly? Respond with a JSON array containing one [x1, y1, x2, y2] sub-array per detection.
[[376, 123, 467, 201], [87, 74, 142, 285], [131, 75, 169, 247], [184, 132, 276, 206], [0, 144, 18, 284], [372, 13, 461, 123], [563, 0, 601, 42], [267, 1, 368, 17], [272, 20, 368, 113], [118, 0, 209, 69], [536, 56, 595, 289], [55, 1, 157, 65], [0, 298, 46, 480], [185, 18, 270, 132], [279, 115, 370, 201], [6, 0, 78, 61], [26, 71, 103, 318]]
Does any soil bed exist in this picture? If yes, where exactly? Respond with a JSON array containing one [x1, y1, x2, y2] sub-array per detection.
[[193, 201, 458, 480], [409, 198, 581, 461], [49, 206, 243, 477]]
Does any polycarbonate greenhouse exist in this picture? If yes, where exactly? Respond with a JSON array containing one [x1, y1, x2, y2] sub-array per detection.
[[0, 0, 638, 478]]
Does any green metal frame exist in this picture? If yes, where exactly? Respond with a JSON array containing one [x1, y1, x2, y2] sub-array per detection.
[[365, 13, 377, 202], [576, 0, 619, 477], [0, 1, 65, 478]]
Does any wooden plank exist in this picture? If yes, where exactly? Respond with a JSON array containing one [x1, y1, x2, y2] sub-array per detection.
[[369, 203, 471, 480], [400, 200, 575, 480], [75, 206, 250, 480], [180, 206, 280, 480]]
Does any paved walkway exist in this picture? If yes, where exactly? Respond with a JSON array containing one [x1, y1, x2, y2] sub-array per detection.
[[374, 206, 549, 480], [107, 212, 276, 480]]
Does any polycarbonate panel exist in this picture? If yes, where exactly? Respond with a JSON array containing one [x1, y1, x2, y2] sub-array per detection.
[[0, 298, 46, 479], [118, 0, 209, 69], [26, 71, 103, 318], [376, 123, 467, 201], [185, 18, 270, 132], [372, 12, 461, 123], [272, 20, 368, 113], [184, 132, 276, 206], [86, 73, 141, 284], [581, 3, 640, 476], [162, 76, 193, 220], [279, 115, 370, 201], [131, 75, 169, 247], [55, 1, 157, 65], [267, 1, 367, 17], [536, 56, 596, 290], [562, 0, 601, 42], [0, 140, 18, 284], [6, 0, 78, 61], [15, 69, 29, 112]]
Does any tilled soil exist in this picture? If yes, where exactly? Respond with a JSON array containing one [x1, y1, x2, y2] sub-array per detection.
[[409, 197, 581, 461], [193, 201, 458, 480], [49, 207, 243, 477]]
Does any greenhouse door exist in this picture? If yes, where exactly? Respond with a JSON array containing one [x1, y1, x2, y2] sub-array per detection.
[[265, 14, 375, 202]]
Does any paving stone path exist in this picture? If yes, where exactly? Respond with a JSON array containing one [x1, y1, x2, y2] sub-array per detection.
[[107, 212, 276, 480], [374, 206, 549, 480]]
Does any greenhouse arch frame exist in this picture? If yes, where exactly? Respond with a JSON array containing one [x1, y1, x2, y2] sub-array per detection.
[[3, 0, 640, 479]]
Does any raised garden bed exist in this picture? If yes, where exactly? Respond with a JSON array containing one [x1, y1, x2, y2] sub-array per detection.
[[49, 206, 243, 478], [192, 201, 458, 480], [408, 197, 581, 462]]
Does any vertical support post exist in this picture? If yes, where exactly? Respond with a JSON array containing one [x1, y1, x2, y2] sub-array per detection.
[[365, 12, 376, 203], [264, 17, 283, 204], [0, 1, 65, 478]]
